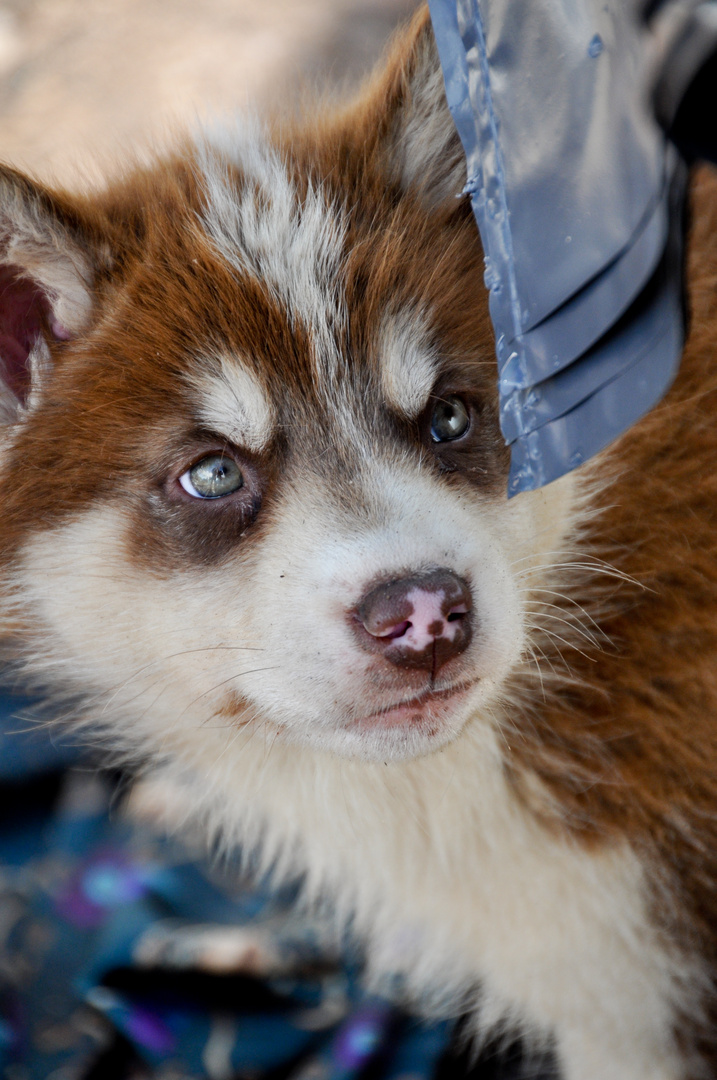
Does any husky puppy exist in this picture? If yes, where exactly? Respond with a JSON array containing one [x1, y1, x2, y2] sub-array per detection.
[[0, 6, 716, 1077]]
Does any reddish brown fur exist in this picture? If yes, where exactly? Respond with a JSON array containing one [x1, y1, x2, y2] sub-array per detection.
[[498, 166, 717, 1063]]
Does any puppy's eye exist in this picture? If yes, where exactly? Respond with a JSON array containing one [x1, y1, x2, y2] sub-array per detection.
[[430, 396, 471, 442], [179, 454, 244, 499]]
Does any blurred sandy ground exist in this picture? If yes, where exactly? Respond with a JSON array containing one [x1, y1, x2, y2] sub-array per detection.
[[0, 0, 418, 186]]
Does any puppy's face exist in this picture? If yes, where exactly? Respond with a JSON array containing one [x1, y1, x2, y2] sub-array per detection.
[[0, 16, 575, 766]]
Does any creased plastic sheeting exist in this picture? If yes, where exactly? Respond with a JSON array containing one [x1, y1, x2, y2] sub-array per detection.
[[427, 0, 717, 494]]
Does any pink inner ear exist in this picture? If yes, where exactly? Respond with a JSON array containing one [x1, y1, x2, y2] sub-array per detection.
[[0, 263, 54, 402]]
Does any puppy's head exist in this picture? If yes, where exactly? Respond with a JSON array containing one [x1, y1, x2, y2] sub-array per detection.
[[0, 10, 576, 766]]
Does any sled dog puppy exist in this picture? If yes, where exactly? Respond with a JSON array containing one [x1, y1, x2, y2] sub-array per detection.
[[0, 7, 716, 1077]]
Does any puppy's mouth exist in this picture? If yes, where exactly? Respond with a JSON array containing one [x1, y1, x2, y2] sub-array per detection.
[[349, 680, 476, 732]]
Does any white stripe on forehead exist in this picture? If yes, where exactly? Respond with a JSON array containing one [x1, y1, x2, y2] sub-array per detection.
[[380, 310, 438, 418], [196, 122, 346, 374], [188, 355, 274, 452]]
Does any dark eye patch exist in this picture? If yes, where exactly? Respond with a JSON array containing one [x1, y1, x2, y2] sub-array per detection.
[[120, 428, 273, 572]]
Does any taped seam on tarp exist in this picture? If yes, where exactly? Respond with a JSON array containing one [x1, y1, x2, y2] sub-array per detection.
[[454, 0, 524, 346]]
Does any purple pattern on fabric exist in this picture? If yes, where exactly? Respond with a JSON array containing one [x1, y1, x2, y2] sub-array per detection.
[[124, 1007, 177, 1054], [55, 851, 149, 927], [333, 1007, 388, 1069]]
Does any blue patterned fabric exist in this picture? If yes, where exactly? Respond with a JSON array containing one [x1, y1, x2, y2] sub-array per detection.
[[0, 694, 555, 1080]]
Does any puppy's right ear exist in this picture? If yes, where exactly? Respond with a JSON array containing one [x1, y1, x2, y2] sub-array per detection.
[[0, 166, 113, 420], [354, 7, 466, 212]]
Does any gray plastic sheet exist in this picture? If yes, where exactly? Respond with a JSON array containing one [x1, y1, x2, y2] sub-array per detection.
[[427, 0, 717, 494]]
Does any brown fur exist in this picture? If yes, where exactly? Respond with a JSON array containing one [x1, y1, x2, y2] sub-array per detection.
[[503, 165, 717, 1063]]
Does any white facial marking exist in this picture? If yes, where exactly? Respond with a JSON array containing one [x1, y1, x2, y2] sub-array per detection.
[[188, 355, 274, 452], [380, 310, 437, 418], [197, 123, 346, 378]]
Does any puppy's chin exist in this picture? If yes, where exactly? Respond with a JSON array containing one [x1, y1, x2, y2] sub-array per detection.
[[276, 682, 482, 763]]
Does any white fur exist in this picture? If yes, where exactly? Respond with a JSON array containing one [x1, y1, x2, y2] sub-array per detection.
[[188, 353, 274, 451], [380, 310, 438, 418], [198, 123, 346, 380]]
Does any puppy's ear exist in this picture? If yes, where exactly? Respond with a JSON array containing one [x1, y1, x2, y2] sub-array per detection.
[[366, 7, 466, 210], [0, 166, 112, 418]]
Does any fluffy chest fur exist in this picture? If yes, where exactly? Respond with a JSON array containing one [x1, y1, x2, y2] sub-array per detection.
[[0, 8, 716, 1079]]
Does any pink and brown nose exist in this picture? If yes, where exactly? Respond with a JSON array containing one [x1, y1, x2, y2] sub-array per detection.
[[354, 569, 472, 677]]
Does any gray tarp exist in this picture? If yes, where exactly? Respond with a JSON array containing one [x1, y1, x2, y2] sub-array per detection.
[[428, 0, 717, 494]]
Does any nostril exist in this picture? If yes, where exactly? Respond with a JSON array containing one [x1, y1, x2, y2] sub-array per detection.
[[377, 620, 412, 641], [446, 606, 468, 622]]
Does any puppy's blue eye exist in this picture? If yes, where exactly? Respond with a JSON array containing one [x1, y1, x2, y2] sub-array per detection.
[[430, 396, 470, 442], [179, 454, 244, 499]]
